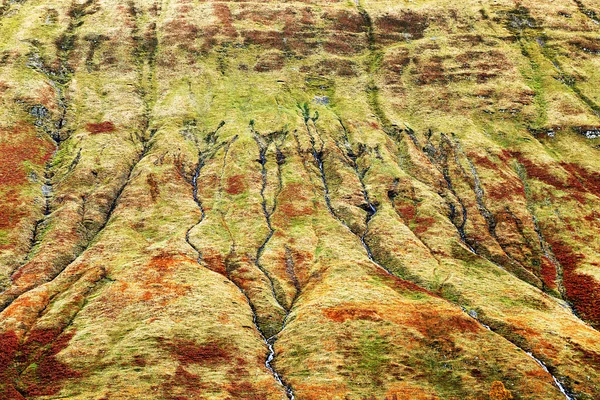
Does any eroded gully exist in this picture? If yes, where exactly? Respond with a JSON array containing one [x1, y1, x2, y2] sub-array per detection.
[[185, 123, 294, 399]]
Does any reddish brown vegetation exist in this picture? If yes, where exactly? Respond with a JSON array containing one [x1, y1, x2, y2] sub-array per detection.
[[0, 123, 54, 232], [415, 56, 448, 85], [243, 30, 285, 51], [0, 330, 19, 397], [506, 152, 592, 204], [546, 238, 600, 328], [225, 174, 247, 195], [324, 10, 366, 33], [202, 249, 227, 276], [132, 354, 146, 367], [539, 256, 557, 289], [323, 305, 382, 323], [160, 365, 207, 399], [212, 3, 236, 38], [161, 338, 232, 366], [371, 266, 437, 297], [278, 183, 314, 218], [0, 123, 52, 187], [254, 52, 285, 72], [412, 216, 437, 235], [469, 153, 499, 170], [560, 162, 600, 197], [414, 312, 480, 338], [323, 34, 366, 56], [21, 330, 81, 397], [86, 121, 116, 134], [146, 173, 160, 201], [383, 49, 411, 86], [393, 202, 416, 222], [375, 11, 429, 42]]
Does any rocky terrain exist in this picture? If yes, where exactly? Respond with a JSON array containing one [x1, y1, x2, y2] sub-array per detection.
[[1, 0, 600, 398]]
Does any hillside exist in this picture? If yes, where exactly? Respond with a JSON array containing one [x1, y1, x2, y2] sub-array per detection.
[[1, 0, 600, 399]]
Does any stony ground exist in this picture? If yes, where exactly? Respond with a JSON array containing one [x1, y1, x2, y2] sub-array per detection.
[[1, 0, 600, 399]]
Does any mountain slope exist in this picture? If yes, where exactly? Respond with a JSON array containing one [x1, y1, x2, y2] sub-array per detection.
[[1, 0, 599, 399]]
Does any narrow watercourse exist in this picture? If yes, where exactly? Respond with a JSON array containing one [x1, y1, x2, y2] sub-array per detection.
[[252, 126, 295, 399], [1, 1, 159, 312], [184, 122, 294, 399], [19, 0, 99, 268], [352, 4, 585, 396]]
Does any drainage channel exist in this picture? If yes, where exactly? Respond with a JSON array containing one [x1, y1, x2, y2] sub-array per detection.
[[185, 131, 294, 399], [526, 352, 573, 400], [464, 310, 573, 399]]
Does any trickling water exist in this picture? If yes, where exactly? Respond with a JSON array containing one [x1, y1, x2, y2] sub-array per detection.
[[266, 336, 295, 400], [526, 352, 573, 400], [186, 144, 294, 400]]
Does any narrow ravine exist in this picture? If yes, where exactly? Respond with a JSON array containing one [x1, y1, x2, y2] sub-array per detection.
[[253, 128, 295, 400], [253, 128, 289, 310], [18, 0, 96, 267], [526, 352, 574, 400], [301, 111, 395, 279], [406, 129, 477, 254], [184, 124, 293, 400], [335, 119, 378, 261], [464, 310, 575, 399], [515, 162, 570, 301]]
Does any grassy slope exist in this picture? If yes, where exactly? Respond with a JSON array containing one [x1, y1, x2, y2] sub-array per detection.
[[0, 0, 599, 399]]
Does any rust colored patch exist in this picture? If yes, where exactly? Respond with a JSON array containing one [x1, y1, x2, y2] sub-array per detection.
[[279, 183, 314, 217], [22, 330, 81, 397], [0, 122, 54, 231], [242, 30, 285, 51], [507, 152, 590, 204], [323, 305, 382, 323], [489, 381, 513, 400], [546, 237, 600, 328], [414, 311, 480, 338], [375, 11, 429, 41], [0, 330, 19, 391], [132, 354, 146, 367], [413, 216, 436, 235], [539, 256, 557, 289], [227, 380, 266, 398], [147, 173, 160, 201], [469, 153, 499, 170], [202, 249, 227, 276], [161, 365, 208, 399], [225, 174, 247, 195], [213, 3, 236, 38], [162, 338, 232, 366], [86, 121, 116, 134], [372, 266, 437, 297]]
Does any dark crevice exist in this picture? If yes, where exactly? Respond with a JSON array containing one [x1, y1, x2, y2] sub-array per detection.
[[335, 119, 379, 262], [185, 123, 293, 399], [252, 125, 289, 310], [408, 129, 477, 253], [514, 162, 570, 302], [300, 107, 396, 281], [252, 124, 295, 399], [18, 1, 98, 270], [574, 0, 600, 24]]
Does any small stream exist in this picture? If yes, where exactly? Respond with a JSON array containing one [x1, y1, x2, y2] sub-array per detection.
[[526, 352, 573, 400], [186, 143, 294, 400]]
